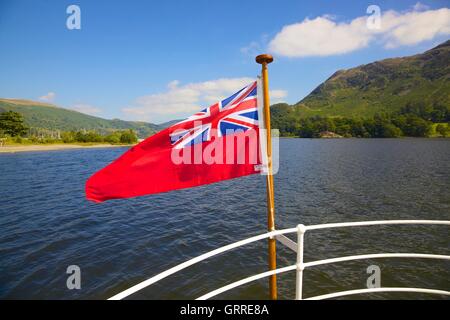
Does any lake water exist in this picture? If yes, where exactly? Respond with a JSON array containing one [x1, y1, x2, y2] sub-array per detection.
[[0, 139, 449, 300]]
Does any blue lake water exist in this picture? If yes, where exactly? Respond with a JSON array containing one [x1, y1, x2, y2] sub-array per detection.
[[0, 138, 449, 299]]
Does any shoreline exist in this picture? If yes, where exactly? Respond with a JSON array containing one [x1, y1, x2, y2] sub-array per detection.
[[0, 143, 133, 154], [1, 137, 448, 154]]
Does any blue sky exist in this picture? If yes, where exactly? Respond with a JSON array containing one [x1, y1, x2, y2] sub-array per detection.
[[0, 0, 449, 123]]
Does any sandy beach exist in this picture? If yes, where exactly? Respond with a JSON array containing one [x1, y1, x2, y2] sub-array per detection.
[[0, 144, 132, 153]]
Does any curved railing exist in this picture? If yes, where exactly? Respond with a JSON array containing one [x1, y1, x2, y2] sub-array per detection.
[[108, 220, 450, 300], [108, 228, 296, 300]]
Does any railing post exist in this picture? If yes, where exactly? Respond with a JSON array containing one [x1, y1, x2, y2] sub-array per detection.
[[295, 224, 306, 300]]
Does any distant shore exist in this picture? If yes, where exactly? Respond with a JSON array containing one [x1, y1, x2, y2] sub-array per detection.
[[0, 143, 133, 153]]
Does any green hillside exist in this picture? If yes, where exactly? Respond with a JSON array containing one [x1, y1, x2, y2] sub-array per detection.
[[0, 99, 161, 138], [271, 40, 450, 138], [273, 39, 450, 119]]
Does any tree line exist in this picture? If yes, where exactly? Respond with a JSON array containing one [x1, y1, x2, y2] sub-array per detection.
[[2, 102, 449, 143], [272, 102, 450, 138], [0, 111, 138, 144]]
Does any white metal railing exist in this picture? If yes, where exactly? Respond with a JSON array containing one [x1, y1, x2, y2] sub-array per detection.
[[108, 220, 450, 300]]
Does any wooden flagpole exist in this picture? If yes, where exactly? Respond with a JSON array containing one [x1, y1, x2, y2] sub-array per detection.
[[256, 54, 277, 300]]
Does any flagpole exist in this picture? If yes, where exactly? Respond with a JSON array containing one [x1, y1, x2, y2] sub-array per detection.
[[256, 54, 277, 300]]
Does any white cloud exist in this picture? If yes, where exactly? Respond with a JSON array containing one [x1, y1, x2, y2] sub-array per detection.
[[240, 34, 270, 57], [70, 104, 102, 116], [268, 5, 450, 57], [123, 78, 287, 123], [167, 80, 180, 90], [413, 2, 430, 12], [39, 92, 56, 102], [381, 8, 450, 48], [269, 16, 370, 57], [270, 89, 288, 103], [241, 41, 263, 56]]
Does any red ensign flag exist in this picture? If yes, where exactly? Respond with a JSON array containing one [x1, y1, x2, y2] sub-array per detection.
[[85, 81, 266, 202]]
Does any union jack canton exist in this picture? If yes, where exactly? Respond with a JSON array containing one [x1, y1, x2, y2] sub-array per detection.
[[169, 81, 259, 149]]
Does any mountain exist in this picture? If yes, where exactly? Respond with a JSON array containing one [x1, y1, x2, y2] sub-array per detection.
[[0, 99, 161, 138], [158, 119, 181, 129], [273, 39, 450, 119]]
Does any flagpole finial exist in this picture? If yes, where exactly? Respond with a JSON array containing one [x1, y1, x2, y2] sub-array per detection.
[[255, 54, 273, 65]]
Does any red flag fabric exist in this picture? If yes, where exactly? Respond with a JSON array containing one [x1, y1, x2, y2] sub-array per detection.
[[85, 81, 265, 202]]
